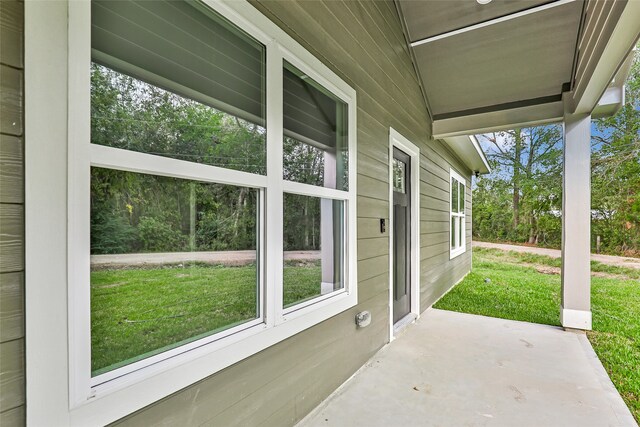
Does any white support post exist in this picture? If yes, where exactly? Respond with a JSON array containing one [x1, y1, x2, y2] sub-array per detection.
[[320, 151, 336, 294], [561, 110, 592, 330]]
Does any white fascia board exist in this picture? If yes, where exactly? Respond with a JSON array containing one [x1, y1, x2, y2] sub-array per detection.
[[433, 101, 564, 140], [592, 85, 625, 119], [591, 49, 634, 119], [572, 1, 640, 115], [469, 135, 491, 174], [442, 135, 491, 174]]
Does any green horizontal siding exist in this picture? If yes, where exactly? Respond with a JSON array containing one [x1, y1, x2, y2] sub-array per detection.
[[0, 0, 25, 425]]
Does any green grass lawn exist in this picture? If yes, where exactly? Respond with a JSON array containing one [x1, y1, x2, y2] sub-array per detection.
[[91, 263, 320, 375], [434, 247, 640, 422]]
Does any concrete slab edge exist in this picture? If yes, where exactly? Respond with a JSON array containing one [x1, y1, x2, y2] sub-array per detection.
[[575, 332, 637, 426]]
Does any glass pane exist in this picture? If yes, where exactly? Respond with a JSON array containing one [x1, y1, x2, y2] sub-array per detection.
[[92, 0, 266, 123], [90, 168, 259, 376], [459, 217, 464, 249], [283, 61, 348, 191], [451, 216, 456, 249], [460, 183, 465, 212], [91, 63, 266, 175], [283, 194, 345, 308], [91, 0, 267, 175], [451, 179, 459, 213], [393, 159, 406, 193]]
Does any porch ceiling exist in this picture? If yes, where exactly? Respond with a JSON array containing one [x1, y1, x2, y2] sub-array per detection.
[[411, 1, 581, 116], [396, 0, 640, 138]]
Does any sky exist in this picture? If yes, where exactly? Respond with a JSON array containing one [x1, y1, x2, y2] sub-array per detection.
[[477, 121, 618, 158]]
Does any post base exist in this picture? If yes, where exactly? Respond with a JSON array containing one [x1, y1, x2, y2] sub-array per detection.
[[560, 307, 592, 330]]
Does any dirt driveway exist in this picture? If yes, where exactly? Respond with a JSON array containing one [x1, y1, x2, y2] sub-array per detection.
[[91, 250, 320, 268], [473, 241, 640, 270]]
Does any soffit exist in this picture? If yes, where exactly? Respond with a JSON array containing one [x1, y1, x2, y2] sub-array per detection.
[[397, 0, 583, 119], [402, 0, 552, 41]]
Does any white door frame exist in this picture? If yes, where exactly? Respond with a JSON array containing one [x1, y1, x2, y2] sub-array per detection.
[[388, 128, 421, 341]]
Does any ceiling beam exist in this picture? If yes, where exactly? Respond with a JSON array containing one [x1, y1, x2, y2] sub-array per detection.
[[432, 101, 564, 139], [410, 0, 575, 47]]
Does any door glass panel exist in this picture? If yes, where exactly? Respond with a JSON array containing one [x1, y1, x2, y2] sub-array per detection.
[[393, 158, 406, 193]]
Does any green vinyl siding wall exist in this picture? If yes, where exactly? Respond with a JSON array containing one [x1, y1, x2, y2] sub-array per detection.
[[0, 0, 25, 426], [112, 1, 472, 426]]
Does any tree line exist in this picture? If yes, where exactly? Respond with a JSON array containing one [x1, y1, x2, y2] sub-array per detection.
[[473, 50, 640, 256], [91, 63, 328, 255]]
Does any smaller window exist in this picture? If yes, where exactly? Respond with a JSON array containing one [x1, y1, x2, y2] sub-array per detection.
[[283, 193, 345, 309], [450, 169, 466, 258]]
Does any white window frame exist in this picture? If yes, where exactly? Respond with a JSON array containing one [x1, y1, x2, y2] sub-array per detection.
[[449, 168, 466, 259], [25, 0, 357, 425]]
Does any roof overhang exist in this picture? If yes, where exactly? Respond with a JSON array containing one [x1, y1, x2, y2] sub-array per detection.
[[395, 0, 640, 139], [443, 135, 491, 175]]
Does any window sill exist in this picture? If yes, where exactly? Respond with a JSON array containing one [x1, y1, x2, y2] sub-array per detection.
[[70, 290, 357, 425], [449, 247, 466, 260]]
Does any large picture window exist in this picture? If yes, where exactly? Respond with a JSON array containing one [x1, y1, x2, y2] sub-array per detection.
[[37, 0, 358, 421], [89, 0, 270, 383], [450, 169, 466, 258]]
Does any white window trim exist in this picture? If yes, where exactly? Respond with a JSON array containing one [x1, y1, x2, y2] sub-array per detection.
[[449, 168, 466, 259], [25, 0, 358, 425], [388, 128, 421, 342]]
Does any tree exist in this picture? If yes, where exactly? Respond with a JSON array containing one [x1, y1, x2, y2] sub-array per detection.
[[591, 48, 640, 255], [90, 63, 264, 254], [473, 44, 640, 255], [90, 62, 334, 255], [476, 126, 563, 244]]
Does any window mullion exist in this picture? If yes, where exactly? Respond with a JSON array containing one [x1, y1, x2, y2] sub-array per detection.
[[89, 144, 268, 189], [266, 41, 284, 327]]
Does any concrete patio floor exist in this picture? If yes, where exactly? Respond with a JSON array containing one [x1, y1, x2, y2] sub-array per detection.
[[298, 309, 636, 427]]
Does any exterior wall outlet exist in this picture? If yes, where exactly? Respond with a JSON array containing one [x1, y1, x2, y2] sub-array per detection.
[[355, 311, 371, 328]]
